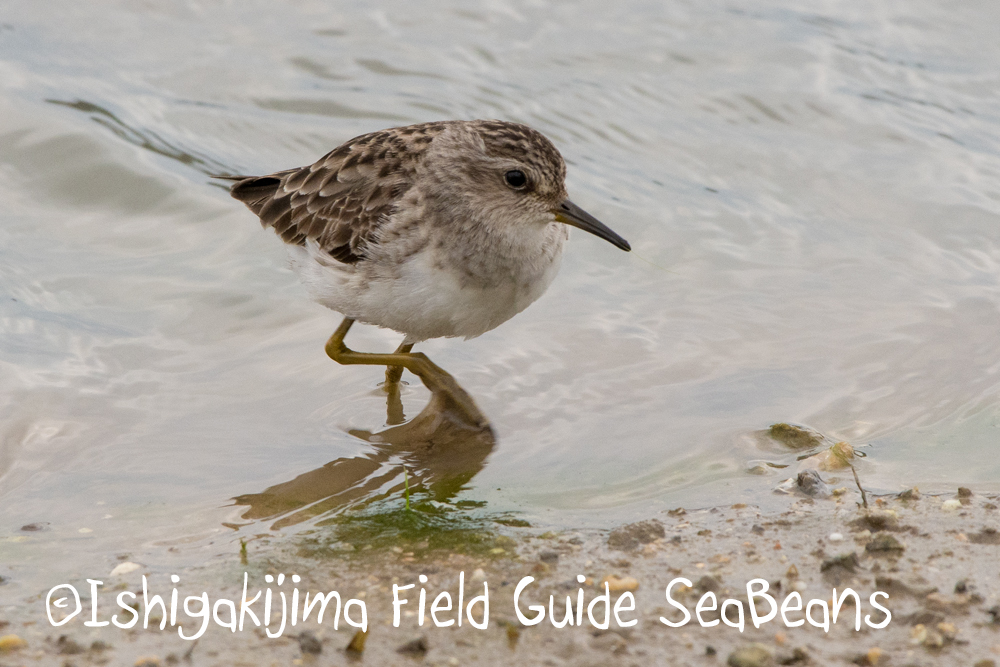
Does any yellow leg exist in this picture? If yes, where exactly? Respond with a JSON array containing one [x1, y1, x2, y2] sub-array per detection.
[[383, 341, 413, 426], [384, 341, 414, 385], [325, 317, 489, 429]]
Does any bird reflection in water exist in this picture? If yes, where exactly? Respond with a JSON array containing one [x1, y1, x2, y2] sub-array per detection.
[[233, 379, 495, 530]]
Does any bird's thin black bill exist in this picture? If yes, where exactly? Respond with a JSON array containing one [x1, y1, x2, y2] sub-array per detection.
[[553, 200, 631, 251]]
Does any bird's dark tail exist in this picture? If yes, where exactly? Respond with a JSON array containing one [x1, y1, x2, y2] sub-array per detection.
[[218, 174, 282, 215]]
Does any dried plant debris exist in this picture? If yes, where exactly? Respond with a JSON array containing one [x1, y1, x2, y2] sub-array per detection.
[[799, 441, 855, 471]]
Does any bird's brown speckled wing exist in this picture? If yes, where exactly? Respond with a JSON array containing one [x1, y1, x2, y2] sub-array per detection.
[[230, 122, 448, 263]]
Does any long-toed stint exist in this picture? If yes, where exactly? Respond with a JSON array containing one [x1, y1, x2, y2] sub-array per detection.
[[228, 120, 630, 428]]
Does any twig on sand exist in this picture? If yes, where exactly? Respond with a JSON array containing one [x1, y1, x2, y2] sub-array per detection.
[[850, 463, 868, 509]]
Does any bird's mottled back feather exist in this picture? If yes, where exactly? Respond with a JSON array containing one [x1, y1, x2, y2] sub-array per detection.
[[230, 121, 451, 263]]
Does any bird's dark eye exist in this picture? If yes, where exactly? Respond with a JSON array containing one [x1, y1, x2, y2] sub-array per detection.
[[504, 170, 527, 189]]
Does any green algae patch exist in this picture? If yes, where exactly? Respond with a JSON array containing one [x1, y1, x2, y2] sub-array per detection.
[[493, 517, 531, 528], [296, 502, 517, 561], [767, 423, 825, 450]]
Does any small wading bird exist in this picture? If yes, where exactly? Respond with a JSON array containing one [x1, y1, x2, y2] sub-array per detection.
[[227, 120, 630, 428]]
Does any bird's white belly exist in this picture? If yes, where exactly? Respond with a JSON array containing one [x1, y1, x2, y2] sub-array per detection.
[[289, 242, 563, 342]]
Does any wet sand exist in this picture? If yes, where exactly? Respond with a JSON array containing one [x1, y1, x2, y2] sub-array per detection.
[[4, 486, 998, 667]]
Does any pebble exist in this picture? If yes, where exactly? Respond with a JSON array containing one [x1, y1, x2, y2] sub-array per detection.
[[727, 642, 773, 667], [0, 635, 27, 652], [865, 534, 904, 554], [298, 631, 322, 655], [941, 499, 962, 511], [397, 636, 428, 655], [56, 636, 84, 655], [828, 532, 844, 542], [794, 470, 830, 497], [601, 575, 639, 592], [19, 523, 47, 531], [134, 657, 161, 667], [110, 561, 142, 577], [607, 520, 665, 551]]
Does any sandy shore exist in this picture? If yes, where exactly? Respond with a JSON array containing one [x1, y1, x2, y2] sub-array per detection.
[[3, 484, 999, 667]]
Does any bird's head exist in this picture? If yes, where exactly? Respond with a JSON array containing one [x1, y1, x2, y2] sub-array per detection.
[[421, 120, 630, 252]]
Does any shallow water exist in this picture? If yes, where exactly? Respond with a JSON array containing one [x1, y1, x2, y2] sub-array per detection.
[[2, 0, 1000, 601]]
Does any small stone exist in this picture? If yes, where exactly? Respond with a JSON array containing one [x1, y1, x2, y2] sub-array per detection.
[[607, 520, 665, 551], [923, 629, 945, 648], [866, 534, 904, 554], [57, 636, 84, 655], [0, 635, 27, 652], [110, 562, 142, 577], [986, 605, 1000, 624], [897, 488, 920, 501], [397, 637, 428, 655], [539, 551, 559, 563], [751, 524, 765, 535], [936, 622, 958, 641], [727, 642, 773, 667], [821, 552, 861, 573], [942, 499, 962, 511], [795, 470, 830, 497], [957, 487, 973, 498], [974, 660, 996, 667], [134, 657, 161, 667], [298, 631, 322, 655], [828, 533, 844, 542], [601, 575, 639, 592], [19, 523, 47, 531], [861, 647, 883, 666]]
